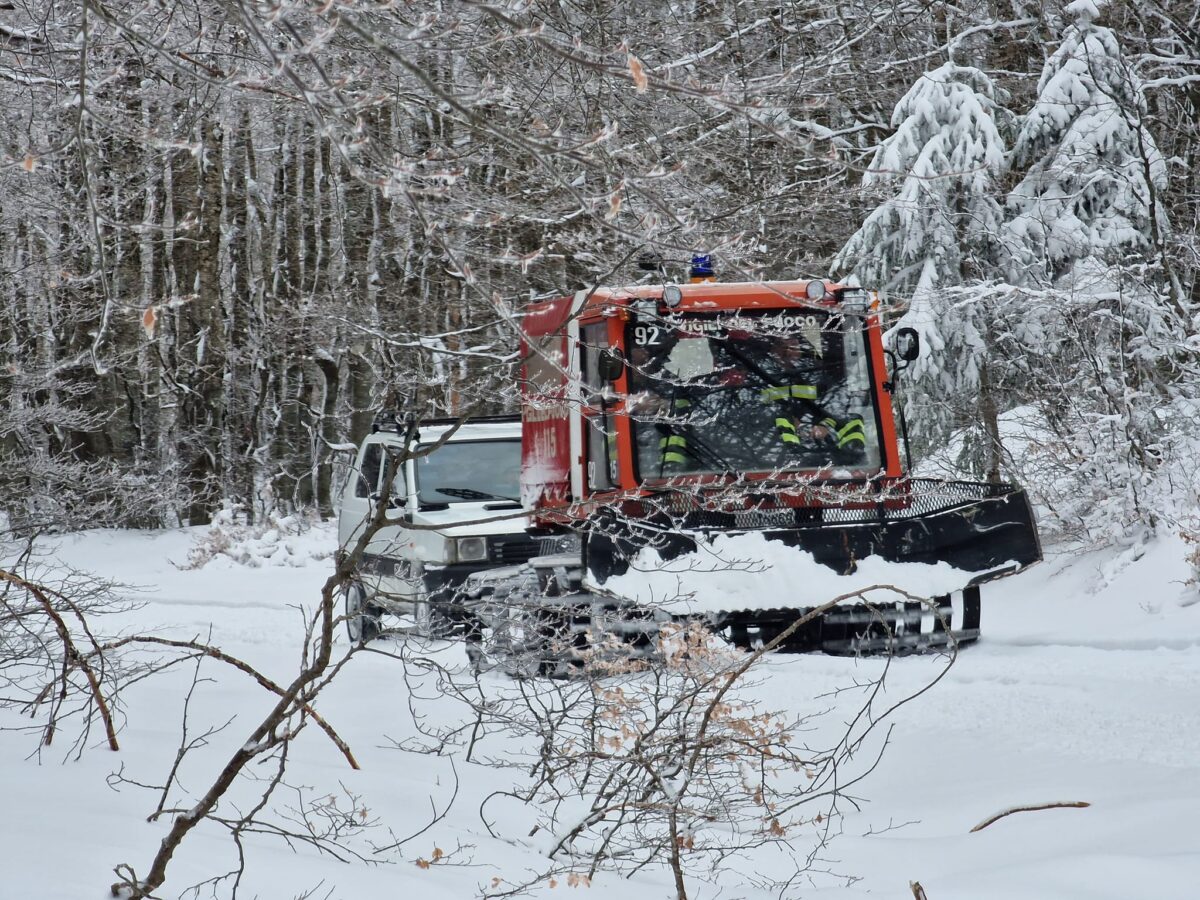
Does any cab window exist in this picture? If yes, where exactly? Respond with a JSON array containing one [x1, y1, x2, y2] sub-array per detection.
[[580, 322, 610, 405], [581, 323, 618, 490], [587, 414, 618, 491]]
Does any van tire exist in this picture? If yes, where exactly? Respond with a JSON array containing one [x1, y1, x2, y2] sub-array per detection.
[[481, 601, 576, 678], [414, 599, 453, 639], [345, 580, 382, 644]]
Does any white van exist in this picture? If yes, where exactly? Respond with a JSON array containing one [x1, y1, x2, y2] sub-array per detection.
[[336, 415, 539, 642]]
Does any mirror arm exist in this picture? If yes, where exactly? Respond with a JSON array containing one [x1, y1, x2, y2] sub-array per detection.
[[881, 350, 915, 473], [369, 492, 407, 509]]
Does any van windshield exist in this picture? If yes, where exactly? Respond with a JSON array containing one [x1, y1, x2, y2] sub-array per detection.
[[415, 439, 522, 505]]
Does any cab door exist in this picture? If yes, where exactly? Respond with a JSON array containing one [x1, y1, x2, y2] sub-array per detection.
[[339, 436, 412, 572], [579, 321, 621, 496], [338, 438, 384, 551]]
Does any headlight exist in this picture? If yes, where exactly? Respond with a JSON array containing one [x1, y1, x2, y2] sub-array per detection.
[[805, 279, 826, 300], [839, 289, 869, 315], [453, 537, 489, 562]]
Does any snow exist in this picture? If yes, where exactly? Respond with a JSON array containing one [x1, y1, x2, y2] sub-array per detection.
[[603, 531, 997, 612], [4, 524, 1200, 898], [1066, 0, 1106, 22]]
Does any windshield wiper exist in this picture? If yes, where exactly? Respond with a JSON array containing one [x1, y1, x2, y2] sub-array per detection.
[[683, 429, 739, 474], [432, 487, 521, 505]]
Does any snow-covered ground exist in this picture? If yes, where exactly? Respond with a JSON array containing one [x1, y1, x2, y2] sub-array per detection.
[[5, 523, 1200, 899]]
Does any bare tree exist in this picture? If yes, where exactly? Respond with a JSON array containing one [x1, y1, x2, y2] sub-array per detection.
[[382, 584, 958, 900]]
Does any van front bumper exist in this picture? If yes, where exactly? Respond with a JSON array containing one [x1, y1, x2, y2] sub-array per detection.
[[423, 563, 497, 603]]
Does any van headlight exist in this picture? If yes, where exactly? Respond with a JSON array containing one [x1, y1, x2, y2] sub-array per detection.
[[452, 537, 489, 563]]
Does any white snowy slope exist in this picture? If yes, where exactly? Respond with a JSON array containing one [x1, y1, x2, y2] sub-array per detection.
[[3, 525, 1200, 899]]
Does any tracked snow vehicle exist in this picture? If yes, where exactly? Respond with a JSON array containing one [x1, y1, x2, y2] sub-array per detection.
[[487, 276, 1041, 660]]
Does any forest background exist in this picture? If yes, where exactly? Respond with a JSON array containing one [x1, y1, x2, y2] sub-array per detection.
[[2, 0, 1199, 552]]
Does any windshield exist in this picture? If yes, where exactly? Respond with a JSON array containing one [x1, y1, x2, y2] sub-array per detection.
[[625, 310, 881, 479], [415, 439, 522, 504]]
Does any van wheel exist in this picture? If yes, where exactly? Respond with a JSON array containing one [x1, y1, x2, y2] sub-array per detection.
[[414, 599, 453, 639], [482, 601, 575, 678], [345, 580, 382, 644]]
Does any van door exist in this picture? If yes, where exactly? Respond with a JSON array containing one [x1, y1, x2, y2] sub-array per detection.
[[338, 439, 384, 551]]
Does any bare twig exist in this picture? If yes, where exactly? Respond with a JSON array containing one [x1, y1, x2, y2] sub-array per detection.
[[90, 634, 359, 770], [970, 801, 1092, 833], [0, 568, 120, 751]]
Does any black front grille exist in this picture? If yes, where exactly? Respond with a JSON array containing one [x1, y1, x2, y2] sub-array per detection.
[[489, 534, 540, 565], [821, 479, 1019, 523]]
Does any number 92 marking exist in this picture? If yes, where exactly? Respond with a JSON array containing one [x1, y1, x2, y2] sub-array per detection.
[[633, 325, 662, 346]]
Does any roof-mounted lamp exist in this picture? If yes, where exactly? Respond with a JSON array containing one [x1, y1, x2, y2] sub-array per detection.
[[689, 253, 716, 283]]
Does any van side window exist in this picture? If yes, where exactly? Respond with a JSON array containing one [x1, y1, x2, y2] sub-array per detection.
[[356, 444, 383, 497]]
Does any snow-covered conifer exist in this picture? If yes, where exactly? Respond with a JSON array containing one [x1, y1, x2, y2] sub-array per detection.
[[992, 1, 1196, 539], [833, 62, 1008, 464], [1006, 0, 1167, 286], [835, 62, 1007, 298]]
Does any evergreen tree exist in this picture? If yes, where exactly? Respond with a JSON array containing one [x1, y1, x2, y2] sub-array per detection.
[[997, 1, 1191, 539], [1005, 0, 1167, 287], [833, 62, 1008, 466]]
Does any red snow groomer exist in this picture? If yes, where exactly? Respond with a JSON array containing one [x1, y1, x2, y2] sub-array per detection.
[[514, 275, 1041, 656]]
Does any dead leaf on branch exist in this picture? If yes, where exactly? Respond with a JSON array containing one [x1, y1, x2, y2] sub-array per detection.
[[607, 188, 623, 219], [628, 54, 648, 92]]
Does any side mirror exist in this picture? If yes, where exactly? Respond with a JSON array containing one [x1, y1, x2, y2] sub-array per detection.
[[894, 327, 920, 362], [597, 350, 626, 383], [370, 492, 407, 510]]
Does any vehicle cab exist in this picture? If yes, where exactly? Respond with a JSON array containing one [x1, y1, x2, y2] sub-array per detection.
[[519, 279, 903, 525], [337, 414, 539, 640]]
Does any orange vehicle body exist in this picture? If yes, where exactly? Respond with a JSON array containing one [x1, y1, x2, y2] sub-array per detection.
[[519, 280, 903, 527]]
